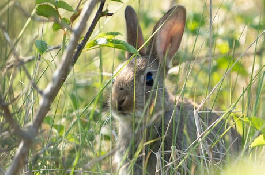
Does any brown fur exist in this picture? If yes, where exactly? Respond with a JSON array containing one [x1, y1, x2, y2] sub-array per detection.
[[110, 5, 240, 175]]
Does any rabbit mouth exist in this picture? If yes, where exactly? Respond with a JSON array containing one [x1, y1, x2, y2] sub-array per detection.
[[112, 109, 143, 119], [117, 104, 124, 112], [111, 104, 127, 114]]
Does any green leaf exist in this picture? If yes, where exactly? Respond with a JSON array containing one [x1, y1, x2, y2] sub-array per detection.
[[52, 18, 70, 31], [96, 32, 122, 39], [53, 124, 65, 136], [43, 116, 54, 124], [35, 40, 48, 55], [61, 17, 70, 25], [36, 4, 59, 19], [249, 117, 265, 134], [250, 134, 265, 148], [36, 0, 54, 5], [109, 0, 123, 3], [215, 56, 248, 76], [55, 1, 74, 12], [66, 134, 80, 144], [69, 93, 79, 110], [242, 117, 265, 134], [87, 38, 139, 55], [187, 13, 206, 35], [216, 41, 229, 54], [86, 32, 139, 55], [52, 22, 61, 31]]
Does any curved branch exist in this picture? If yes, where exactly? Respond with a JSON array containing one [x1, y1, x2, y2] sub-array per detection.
[[5, 0, 104, 174]]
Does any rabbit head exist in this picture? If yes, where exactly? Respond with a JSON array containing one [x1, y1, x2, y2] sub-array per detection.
[[111, 5, 186, 123]]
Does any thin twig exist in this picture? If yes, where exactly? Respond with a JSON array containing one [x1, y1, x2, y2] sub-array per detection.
[[3, 45, 62, 71], [208, 0, 213, 94], [207, 0, 213, 107], [0, 1, 15, 17], [4, 56, 35, 70], [72, 0, 112, 65], [5, 0, 102, 174], [0, 21, 43, 95], [75, 0, 83, 11], [0, 94, 30, 140]]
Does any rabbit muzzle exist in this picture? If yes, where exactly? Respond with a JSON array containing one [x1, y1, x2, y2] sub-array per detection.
[[111, 85, 130, 113]]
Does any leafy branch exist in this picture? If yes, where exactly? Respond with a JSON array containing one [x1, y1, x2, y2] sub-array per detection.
[[0, 0, 114, 174]]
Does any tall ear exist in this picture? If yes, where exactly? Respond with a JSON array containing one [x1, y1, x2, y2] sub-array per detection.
[[125, 6, 146, 58], [148, 5, 186, 68]]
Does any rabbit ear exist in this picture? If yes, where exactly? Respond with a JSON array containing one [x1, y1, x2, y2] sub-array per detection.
[[148, 5, 186, 68], [125, 6, 146, 58]]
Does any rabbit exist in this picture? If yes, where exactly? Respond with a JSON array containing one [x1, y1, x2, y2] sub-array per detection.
[[110, 5, 241, 175]]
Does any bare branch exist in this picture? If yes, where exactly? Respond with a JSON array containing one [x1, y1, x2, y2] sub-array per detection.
[[75, 0, 83, 11], [0, 94, 30, 140], [72, 0, 112, 64], [4, 56, 35, 70], [0, 1, 15, 17], [5, 0, 103, 174], [0, 21, 43, 95], [3, 45, 61, 72]]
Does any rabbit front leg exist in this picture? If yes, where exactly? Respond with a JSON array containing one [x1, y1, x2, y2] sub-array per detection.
[[115, 149, 146, 175]]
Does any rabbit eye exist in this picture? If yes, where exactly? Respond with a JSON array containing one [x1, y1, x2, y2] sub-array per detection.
[[146, 72, 153, 86], [112, 78, 115, 84]]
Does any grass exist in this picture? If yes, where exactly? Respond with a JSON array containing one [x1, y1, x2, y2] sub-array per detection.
[[0, 0, 264, 174]]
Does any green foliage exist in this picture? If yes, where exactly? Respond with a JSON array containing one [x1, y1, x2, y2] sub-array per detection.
[[35, 40, 49, 55], [212, 56, 248, 76], [53, 124, 65, 136], [250, 135, 265, 147], [35, 0, 74, 32], [243, 117, 265, 133], [109, 0, 123, 3], [186, 13, 206, 35], [240, 116, 265, 147], [55, 1, 74, 12], [43, 116, 54, 124], [0, 0, 264, 174], [35, 0, 54, 5], [86, 32, 139, 55], [36, 4, 59, 19], [36, 0, 74, 12], [244, 117, 265, 133], [52, 18, 70, 31]]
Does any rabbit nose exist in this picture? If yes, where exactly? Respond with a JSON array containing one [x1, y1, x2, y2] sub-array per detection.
[[112, 85, 127, 111], [118, 98, 125, 106], [118, 98, 125, 111]]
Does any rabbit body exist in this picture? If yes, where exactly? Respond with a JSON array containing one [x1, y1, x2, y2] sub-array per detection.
[[110, 5, 239, 175]]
